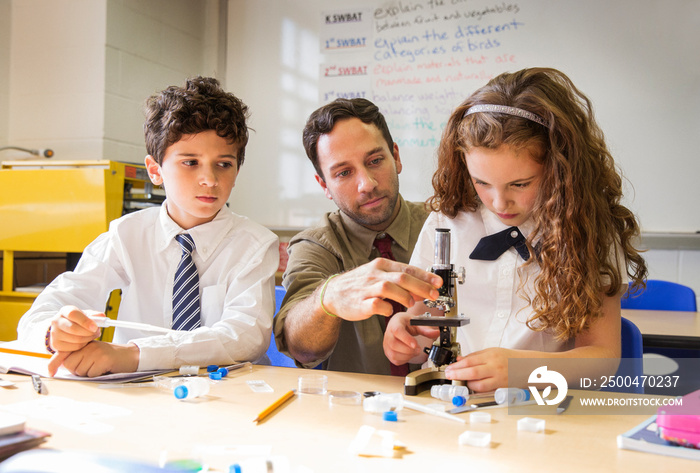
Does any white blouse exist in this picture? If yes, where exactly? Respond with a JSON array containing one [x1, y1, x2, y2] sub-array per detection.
[[411, 206, 575, 355]]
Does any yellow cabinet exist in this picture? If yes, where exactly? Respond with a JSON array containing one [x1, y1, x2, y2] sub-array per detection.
[[0, 160, 161, 340]]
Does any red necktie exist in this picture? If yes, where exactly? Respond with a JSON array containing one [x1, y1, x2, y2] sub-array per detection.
[[373, 234, 410, 377]]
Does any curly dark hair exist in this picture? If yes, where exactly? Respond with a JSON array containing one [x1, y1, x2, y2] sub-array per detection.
[[144, 76, 250, 167], [431, 67, 648, 340], [302, 98, 393, 179]]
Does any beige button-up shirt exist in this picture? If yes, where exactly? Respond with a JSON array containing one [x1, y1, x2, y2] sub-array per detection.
[[274, 196, 429, 374]]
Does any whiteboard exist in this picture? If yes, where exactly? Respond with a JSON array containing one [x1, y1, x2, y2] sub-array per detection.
[[225, 0, 700, 233]]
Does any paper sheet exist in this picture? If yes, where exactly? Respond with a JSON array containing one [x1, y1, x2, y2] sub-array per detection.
[[0, 341, 171, 383]]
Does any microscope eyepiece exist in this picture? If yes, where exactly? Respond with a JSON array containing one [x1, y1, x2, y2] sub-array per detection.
[[433, 228, 451, 269]]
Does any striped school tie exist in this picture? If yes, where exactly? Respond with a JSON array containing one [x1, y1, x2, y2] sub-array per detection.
[[172, 233, 201, 331]]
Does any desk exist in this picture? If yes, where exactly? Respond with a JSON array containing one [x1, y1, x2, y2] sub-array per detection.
[[622, 309, 699, 395], [622, 309, 700, 349], [0, 366, 696, 472]]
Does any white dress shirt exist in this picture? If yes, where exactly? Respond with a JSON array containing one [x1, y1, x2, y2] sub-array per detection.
[[18, 202, 279, 370], [411, 206, 575, 355]]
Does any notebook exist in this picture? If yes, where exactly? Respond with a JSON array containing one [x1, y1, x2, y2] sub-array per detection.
[[0, 341, 171, 383], [617, 415, 700, 461]]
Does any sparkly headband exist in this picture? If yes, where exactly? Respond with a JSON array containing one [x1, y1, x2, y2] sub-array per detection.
[[464, 104, 547, 127]]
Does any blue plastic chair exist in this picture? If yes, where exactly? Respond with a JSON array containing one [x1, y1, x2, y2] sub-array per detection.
[[274, 285, 285, 315], [601, 317, 644, 394], [264, 285, 298, 368], [602, 317, 644, 394], [621, 280, 697, 312], [621, 280, 697, 395]]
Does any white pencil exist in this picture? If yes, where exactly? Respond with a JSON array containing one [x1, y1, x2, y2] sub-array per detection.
[[89, 316, 175, 334], [403, 399, 467, 424]]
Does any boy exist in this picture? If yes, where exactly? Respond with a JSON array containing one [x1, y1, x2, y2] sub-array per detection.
[[17, 77, 279, 377]]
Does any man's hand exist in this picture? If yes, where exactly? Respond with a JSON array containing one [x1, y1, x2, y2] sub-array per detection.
[[320, 258, 442, 321], [283, 258, 442, 364]]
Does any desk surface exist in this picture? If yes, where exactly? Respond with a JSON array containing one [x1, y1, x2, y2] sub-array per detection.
[[622, 309, 700, 349], [1, 366, 696, 472]]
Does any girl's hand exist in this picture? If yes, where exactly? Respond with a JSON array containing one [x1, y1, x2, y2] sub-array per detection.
[[383, 312, 439, 366], [444, 347, 515, 392]]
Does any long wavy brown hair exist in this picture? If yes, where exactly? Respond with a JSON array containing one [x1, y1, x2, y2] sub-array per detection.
[[430, 68, 647, 340]]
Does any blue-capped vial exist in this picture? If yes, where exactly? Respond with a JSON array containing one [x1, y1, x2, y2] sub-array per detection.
[[430, 384, 469, 402], [217, 367, 229, 377], [178, 365, 199, 376], [494, 387, 531, 405], [452, 395, 467, 407], [173, 377, 210, 400], [229, 457, 288, 472]]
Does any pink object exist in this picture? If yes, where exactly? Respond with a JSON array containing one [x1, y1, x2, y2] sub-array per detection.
[[657, 389, 700, 449]]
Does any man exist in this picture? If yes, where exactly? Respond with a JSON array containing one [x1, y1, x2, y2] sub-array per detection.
[[273, 98, 442, 375]]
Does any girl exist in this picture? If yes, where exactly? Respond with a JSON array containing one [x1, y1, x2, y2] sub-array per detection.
[[383, 68, 647, 392]]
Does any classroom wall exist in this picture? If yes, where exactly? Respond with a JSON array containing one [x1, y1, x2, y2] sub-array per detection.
[[2, 0, 222, 164], [225, 0, 337, 226], [645, 248, 700, 309], [103, 0, 223, 164], [7, 0, 107, 160], [0, 0, 9, 148]]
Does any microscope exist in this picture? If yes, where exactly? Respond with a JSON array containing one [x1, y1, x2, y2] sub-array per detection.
[[404, 228, 469, 396]]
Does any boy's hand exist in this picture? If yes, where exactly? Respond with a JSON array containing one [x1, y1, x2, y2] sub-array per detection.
[[51, 341, 140, 378], [49, 305, 103, 352], [47, 306, 104, 376], [383, 312, 439, 365]]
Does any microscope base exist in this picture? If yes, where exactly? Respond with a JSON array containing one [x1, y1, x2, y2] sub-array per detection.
[[404, 367, 466, 396]]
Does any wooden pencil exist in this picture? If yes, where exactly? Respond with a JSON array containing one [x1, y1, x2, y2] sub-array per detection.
[[253, 389, 296, 424], [0, 347, 53, 359]]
